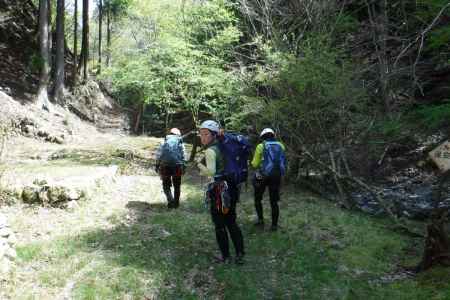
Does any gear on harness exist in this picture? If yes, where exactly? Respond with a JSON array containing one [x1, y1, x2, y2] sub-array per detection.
[[204, 178, 231, 214]]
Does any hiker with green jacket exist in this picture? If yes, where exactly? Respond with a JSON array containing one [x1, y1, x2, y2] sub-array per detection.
[[251, 128, 287, 231], [155, 128, 186, 209], [196, 120, 245, 264]]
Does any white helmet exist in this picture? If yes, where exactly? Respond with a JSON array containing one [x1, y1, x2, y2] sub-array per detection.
[[170, 128, 181, 135], [199, 120, 220, 134], [260, 128, 275, 137]]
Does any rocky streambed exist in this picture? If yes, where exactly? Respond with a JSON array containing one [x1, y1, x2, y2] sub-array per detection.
[[352, 167, 450, 220]]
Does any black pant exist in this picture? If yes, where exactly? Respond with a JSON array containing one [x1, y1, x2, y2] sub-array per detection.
[[210, 182, 244, 259], [253, 174, 281, 226], [160, 165, 182, 208]]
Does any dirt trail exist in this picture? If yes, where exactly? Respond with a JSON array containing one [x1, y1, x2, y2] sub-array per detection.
[[1, 133, 165, 245]]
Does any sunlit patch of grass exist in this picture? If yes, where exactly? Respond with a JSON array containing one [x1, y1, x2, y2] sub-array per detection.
[[5, 169, 450, 299], [16, 243, 43, 262]]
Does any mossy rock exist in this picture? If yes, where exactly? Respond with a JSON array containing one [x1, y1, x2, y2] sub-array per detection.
[[21, 187, 39, 204], [113, 149, 135, 159], [21, 185, 86, 207], [32, 179, 48, 186], [47, 186, 85, 207]]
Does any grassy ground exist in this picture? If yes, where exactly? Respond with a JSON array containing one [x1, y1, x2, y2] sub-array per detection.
[[1, 136, 450, 299]]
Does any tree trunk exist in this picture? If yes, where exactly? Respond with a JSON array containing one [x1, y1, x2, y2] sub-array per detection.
[[378, 0, 390, 113], [330, 150, 351, 209], [106, 5, 111, 66], [417, 217, 450, 272], [81, 0, 89, 81], [54, 0, 65, 102], [417, 172, 450, 271], [133, 102, 144, 134], [37, 0, 51, 111], [189, 136, 200, 162], [366, 0, 390, 112], [72, 0, 78, 87], [47, 0, 52, 75], [97, 0, 103, 74]]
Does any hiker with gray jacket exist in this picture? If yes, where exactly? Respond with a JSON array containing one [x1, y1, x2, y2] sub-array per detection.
[[155, 128, 186, 209]]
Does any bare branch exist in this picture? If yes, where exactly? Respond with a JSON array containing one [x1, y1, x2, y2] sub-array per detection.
[[394, 2, 450, 68]]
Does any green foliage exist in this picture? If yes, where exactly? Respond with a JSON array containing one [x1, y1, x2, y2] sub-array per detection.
[[334, 13, 359, 33], [414, 0, 450, 60], [103, 0, 244, 129], [181, 0, 241, 58], [428, 26, 450, 51], [241, 36, 369, 149], [379, 116, 406, 137], [104, 0, 132, 18], [416, 0, 450, 20], [374, 102, 450, 139], [411, 102, 450, 130]]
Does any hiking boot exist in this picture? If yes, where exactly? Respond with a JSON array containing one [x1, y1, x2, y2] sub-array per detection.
[[213, 254, 231, 264], [270, 225, 278, 231]]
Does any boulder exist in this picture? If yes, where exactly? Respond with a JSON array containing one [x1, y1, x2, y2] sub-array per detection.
[[21, 183, 85, 207], [21, 186, 39, 204]]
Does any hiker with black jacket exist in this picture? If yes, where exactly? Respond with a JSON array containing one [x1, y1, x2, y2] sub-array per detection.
[[251, 128, 287, 231], [155, 128, 186, 209], [196, 120, 245, 264]]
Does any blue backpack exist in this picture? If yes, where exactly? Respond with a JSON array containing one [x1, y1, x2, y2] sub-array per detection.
[[218, 133, 252, 184], [261, 141, 286, 177], [159, 135, 184, 165]]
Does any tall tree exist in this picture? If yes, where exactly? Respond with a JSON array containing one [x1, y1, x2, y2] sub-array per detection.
[[81, 0, 89, 80], [54, 0, 65, 102], [98, 0, 103, 74], [106, 2, 111, 66], [37, 0, 51, 111], [366, 0, 390, 112], [104, 0, 130, 67], [47, 0, 52, 73], [73, 0, 78, 86]]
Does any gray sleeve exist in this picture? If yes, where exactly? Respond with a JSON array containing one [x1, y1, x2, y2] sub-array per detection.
[[181, 142, 187, 162], [155, 143, 163, 161]]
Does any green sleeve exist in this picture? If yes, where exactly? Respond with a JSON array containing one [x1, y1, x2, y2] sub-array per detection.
[[198, 148, 216, 177], [251, 143, 264, 169]]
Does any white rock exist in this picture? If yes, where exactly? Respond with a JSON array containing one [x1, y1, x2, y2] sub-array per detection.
[[5, 247, 16, 260], [7, 233, 17, 245], [66, 200, 79, 210], [0, 214, 7, 228], [0, 244, 6, 258], [0, 227, 12, 238], [67, 188, 81, 200]]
